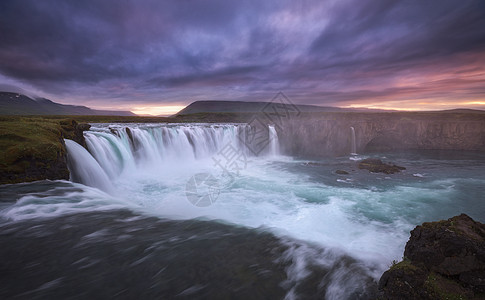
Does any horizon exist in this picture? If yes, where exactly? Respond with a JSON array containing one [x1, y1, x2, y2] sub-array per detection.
[[2, 90, 485, 116], [1, 0, 484, 115]]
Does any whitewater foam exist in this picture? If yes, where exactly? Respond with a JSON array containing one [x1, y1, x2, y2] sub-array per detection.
[[56, 123, 485, 283]]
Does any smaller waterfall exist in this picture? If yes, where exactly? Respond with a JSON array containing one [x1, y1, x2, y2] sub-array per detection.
[[350, 127, 357, 155], [65, 139, 114, 193], [269, 125, 280, 156]]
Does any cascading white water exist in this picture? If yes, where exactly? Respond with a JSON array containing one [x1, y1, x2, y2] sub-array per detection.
[[65, 139, 114, 193], [269, 125, 280, 157], [350, 126, 357, 155], [68, 124, 280, 187]]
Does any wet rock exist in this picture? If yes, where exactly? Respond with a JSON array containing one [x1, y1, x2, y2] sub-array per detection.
[[109, 127, 120, 137], [60, 119, 90, 148], [358, 158, 405, 174], [74, 123, 91, 147], [379, 214, 485, 299], [336, 170, 349, 175]]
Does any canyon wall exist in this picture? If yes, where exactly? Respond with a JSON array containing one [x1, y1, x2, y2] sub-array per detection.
[[276, 112, 485, 157]]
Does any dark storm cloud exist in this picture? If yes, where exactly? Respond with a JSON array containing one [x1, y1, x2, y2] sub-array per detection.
[[308, 0, 485, 80], [0, 1, 267, 78], [148, 65, 265, 88], [0, 0, 484, 109]]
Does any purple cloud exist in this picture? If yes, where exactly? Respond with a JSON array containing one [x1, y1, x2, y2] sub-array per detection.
[[0, 0, 484, 111]]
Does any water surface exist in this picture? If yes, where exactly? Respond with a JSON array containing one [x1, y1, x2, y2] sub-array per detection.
[[1, 123, 484, 299]]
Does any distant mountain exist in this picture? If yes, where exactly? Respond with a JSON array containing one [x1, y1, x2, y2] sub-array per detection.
[[440, 108, 485, 114], [176, 100, 362, 115], [0, 92, 134, 116]]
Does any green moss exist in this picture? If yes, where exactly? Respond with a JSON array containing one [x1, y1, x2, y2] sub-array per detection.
[[0, 116, 72, 183], [389, 258, 418, 271], [424, 273, 470, 300], [422, 219, 449, 229]]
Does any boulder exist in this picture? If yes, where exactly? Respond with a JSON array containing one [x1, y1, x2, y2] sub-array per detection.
[[358, 158, 405, 174], [379, 214, 485, 299]]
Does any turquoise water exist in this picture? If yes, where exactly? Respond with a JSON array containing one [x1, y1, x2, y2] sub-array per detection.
[[1, 123, 484, 299]]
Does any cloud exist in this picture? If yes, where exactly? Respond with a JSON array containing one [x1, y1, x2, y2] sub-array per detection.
[[0, 0, 484, 110]]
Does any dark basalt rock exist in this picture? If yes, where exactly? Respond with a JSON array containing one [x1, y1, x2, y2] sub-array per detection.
[[378, 214, 485, 299], [60, 119, 90, 148], [358, 158, 406, 174], [0, 153, 71, 184], [336, 170, 350, 175], [109, 127, 121, 137]]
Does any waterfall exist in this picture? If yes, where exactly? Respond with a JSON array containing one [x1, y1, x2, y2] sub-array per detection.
[[65, 139, 114, 193], [83, 125, 243, 175], [64, 124, 281, 191], [350, 126, 357, 155], [269, 125, 280, 156]]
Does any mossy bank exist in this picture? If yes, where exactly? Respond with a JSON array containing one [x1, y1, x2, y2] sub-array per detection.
[[0, 116, 90, 184]]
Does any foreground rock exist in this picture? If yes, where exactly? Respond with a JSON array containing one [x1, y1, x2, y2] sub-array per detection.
[[358, 158, 405, 174], [379, 214, 485, 299]]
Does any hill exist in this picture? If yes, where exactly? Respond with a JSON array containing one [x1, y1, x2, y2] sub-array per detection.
[[176, 100, 355, 115], [0, 92, 134, 116]]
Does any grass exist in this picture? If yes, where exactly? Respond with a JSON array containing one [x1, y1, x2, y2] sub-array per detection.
[[0, 117, 65, 165], [389, 257, 417, 271], [0, 116, 85, 183]]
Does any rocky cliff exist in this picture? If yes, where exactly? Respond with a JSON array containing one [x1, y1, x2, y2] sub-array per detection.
[[0, 117, 90, 184], [276, 111, 485, 157], [378, 214, 485, 299]]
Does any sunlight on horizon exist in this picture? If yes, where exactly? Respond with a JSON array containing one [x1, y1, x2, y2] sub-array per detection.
[[342, 100, 485, 111], [131, 105, 186, 116], [90, 104, 186, 116], [91, 99, 485, 115]]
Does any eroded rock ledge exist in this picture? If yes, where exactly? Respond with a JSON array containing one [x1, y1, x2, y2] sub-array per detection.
[[378, 214, 485, 299], [0, 118, 90, 184]]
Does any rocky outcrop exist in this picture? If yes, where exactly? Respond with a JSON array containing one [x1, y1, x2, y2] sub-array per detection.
[[336, 169, 350, 175], [378, 214, 485, 299], [59, 119, 90, 148], [358, 158, 405, 174], [0, 118, 91, 184], [277, 112, 485, 157]]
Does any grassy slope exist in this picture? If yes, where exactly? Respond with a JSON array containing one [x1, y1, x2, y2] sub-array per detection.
[[0, 92, 135, 116], [0, 116, 89, 183], [0, 117, 65, 167]]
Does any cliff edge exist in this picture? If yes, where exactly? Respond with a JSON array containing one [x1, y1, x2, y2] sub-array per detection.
[[278, 112, 485, 157], [0, 117, 90, 184]]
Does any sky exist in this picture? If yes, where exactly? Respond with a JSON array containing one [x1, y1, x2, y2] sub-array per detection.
[[1, 0, 485, 115]]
